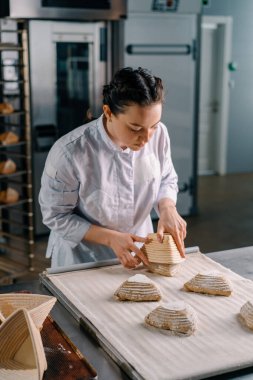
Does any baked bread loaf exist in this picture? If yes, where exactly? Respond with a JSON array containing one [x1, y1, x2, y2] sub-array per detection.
[[145, 301, 197, 336], [0, 158, 16, 175], [141, 233, 184, 276], [240, 301, 253, 330], [0, 131, 19, 145], [0, 102, 14, 114], [184, 271, 233, 296], [114, 274, 161, 302], [0, 187, 19, 204]]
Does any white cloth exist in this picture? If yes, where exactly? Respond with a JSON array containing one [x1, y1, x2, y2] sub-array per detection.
[[39, 115, 178, 267], [46, 252, 253, 380]]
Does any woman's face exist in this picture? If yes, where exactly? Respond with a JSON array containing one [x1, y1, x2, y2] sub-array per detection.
[[103, 103, 162, 151]]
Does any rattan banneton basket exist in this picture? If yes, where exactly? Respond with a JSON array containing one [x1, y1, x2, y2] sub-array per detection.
[[141, 233, 185, 276], [0, 294, 56, 330], [0, 308, 47, 380]]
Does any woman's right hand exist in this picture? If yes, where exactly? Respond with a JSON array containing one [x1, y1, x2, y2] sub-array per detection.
[[84, 225, 149, 269], [108, 230, 149, 269]]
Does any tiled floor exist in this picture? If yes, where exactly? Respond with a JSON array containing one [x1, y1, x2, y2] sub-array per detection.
[[185, 172, 253, 253], [1, 172, 253, 284]]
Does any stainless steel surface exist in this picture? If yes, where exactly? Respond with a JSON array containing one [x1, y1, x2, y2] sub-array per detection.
[[206, 246, 253, 281], [0, 0, 127, 21]]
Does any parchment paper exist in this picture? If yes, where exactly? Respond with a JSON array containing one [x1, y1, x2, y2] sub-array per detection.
[[46, 252, 253, 380]]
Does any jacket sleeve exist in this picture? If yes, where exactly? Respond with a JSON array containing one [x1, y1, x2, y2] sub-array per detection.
[[39, 142, 91, 248], [154, 123, 178, 214]]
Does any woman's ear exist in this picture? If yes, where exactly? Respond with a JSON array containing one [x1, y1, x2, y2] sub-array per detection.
[[103, 105, 112, 120]]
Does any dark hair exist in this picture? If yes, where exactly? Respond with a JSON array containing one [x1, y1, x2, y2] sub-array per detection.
[[103, 67, 164, 115]]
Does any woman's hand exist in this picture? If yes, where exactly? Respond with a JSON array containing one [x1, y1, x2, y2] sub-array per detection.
[[157, 198, 187, 257], [108, 231, 149, 269], [84, 225, 149, 269]]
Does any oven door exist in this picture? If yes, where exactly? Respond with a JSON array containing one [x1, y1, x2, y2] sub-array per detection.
[[29, 20, 106, 234], [52, 32, 95, 137], [124, 13, 199, 217]]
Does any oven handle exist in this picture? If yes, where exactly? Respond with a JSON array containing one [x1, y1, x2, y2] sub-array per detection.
[[126, 44, 191, 55]]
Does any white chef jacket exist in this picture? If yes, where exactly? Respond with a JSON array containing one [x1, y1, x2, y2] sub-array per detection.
[[39, 114, 178, 268]]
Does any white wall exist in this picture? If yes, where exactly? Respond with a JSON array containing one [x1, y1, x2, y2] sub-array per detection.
[[204, 0, 253, 173]]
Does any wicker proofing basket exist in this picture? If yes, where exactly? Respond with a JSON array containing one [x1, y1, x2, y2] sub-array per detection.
[[141, 233, 185, 277], [0, 308, 47, 380], [0, 294, 56, 330]]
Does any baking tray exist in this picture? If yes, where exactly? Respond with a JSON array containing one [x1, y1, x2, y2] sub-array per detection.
[[40, 263, 142, 380], [42, 315, 97, 380], [40, 249, 253, 380]]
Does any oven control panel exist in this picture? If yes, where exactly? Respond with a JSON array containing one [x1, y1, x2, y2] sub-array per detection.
[[152, 0, 179, 12]]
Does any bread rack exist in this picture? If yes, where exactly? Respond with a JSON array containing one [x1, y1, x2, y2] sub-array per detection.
[[0, 19, 34, 284]]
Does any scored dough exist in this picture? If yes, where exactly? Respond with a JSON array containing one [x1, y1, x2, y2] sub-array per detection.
[[184, 271, 233, 296], [145, 301, 197, 336], [114, 274, 161, 302], [239, 301, 253, 330]]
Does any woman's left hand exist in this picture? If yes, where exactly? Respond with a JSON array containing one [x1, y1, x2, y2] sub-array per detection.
[[157, 198, 187, 258]]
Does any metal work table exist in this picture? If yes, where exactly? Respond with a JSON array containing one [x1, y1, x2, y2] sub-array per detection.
[[1, 246, 253, 380]]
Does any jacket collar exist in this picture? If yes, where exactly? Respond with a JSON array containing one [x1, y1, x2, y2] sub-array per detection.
[[97, 114, 132, 154]]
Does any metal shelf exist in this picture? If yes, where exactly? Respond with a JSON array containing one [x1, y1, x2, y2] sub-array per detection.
[[0, 44, 23, 51], [0, 151, 28, 158], [0, 198, 31, 210], [0, 170, 27, 180], [0, 110, 25, 117], [0, 141, 26, 149], [2, 94, 22, 98], [0, 242, 29, 255], [0, 231, 31, 243], [0, 255, 29, 286], [0, 217, 33, 230], [0, 20, 34, 282], [0, 121, 25, 127], [3, 207, 33, 216], [0, 81, 25, 86], [0, 63, 24, 67], [0, 80, 23, 82], [0, 30, 23, 34], [4, 178, 32, 186]]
